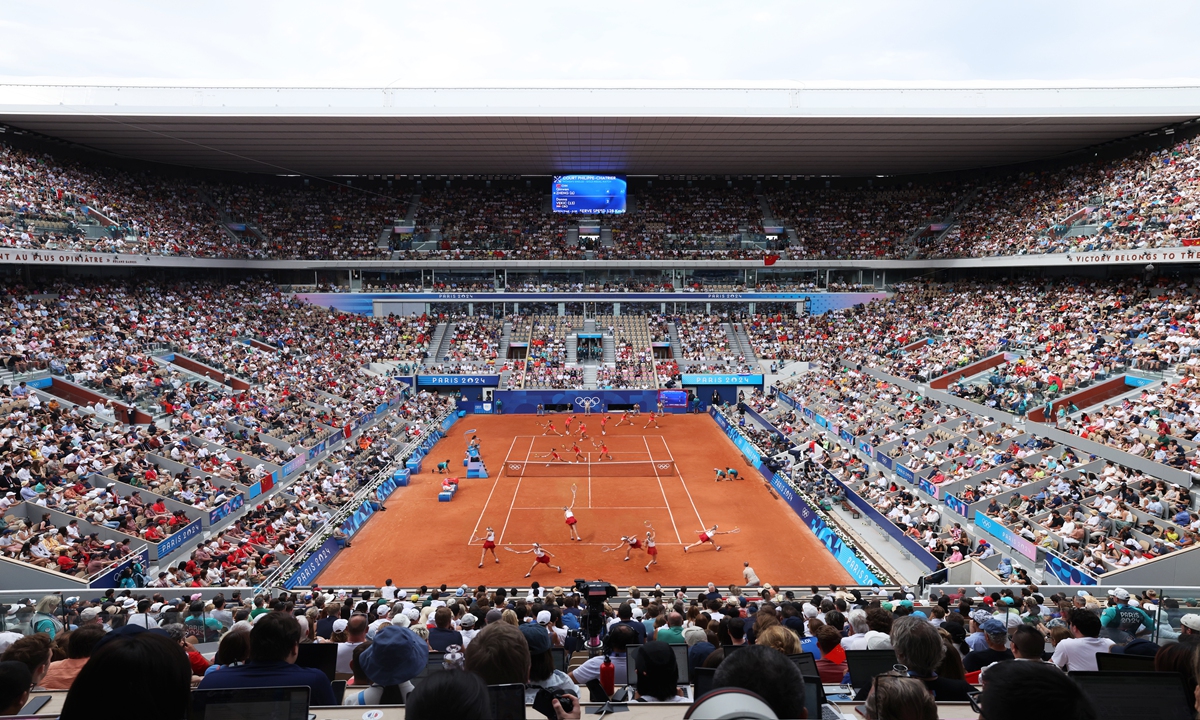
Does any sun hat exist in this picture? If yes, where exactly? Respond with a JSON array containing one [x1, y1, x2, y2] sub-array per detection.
[[359, 625, 427, 686]]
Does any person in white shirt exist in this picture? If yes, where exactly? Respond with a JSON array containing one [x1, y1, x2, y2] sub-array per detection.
[[379, 579, 398, 601], [841, 609, 871, 650], [335, 615, 369, 675], [1050, 610, 1113, 672], [459, 614, 479, 646]]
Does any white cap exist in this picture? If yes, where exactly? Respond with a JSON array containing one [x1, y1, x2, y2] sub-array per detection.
[[332, 619, 348, 633], [536, 610, 552, 625], [1112, 588, 1130, 600]]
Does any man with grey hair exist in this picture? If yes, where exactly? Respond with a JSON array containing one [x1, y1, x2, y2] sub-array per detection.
[[841, 609, 870, 650], [854, 615, 972, 701]]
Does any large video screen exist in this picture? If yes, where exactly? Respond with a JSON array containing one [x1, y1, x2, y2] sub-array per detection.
[[552, 174, 627, 215]]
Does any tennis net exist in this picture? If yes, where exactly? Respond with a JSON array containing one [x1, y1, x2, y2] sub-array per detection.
[[503, 459, 676, 477]]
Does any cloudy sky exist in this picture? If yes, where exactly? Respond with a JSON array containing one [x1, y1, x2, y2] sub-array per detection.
[[1, 0, 1196, 87]]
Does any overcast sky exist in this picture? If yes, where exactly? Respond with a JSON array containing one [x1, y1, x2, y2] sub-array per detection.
[[1, 1, 1197, 87]]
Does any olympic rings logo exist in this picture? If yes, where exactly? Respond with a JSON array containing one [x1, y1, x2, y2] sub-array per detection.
[[574, 397, 601, 408]]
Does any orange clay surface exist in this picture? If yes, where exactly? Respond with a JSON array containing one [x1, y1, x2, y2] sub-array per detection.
[[318, 414, 850, 588]]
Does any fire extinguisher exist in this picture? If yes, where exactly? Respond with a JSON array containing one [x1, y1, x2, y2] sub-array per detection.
[[599, 653, 615, 697]]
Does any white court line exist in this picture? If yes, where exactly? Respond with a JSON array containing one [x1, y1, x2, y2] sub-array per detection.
[[511, 506, 672, 510], [498, 437, 535, 545], [644, 435, 682, 543], [468, 434, 520, 543], [656, 435, 706, 529], [502, 541, 685, 547]]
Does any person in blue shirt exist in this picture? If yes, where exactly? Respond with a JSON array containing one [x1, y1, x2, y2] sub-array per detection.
[[197, 611, 334, 706]]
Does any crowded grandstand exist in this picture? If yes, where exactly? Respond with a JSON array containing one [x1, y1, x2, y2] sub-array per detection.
[[3, 72, 1200, 720]]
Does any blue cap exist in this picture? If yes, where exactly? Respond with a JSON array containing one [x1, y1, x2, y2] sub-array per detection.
[[981, 619, 1007, 635], [359, 625, 426, 686]]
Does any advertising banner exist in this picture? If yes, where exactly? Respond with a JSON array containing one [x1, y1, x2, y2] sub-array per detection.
[[284, 538, 341, 589], [157, 519, 202, 558], [208, 493, 245, 525], [896, 465, 915, 483], [417, 375, 500, 386], [945, 494, 970, 517], [974, 510, 1038, 561], [341, 501, 377, 538], [709, 407, 762, 465], [91, 547, 150, 589], [1044, 554, 1098, 586], [681, 374, 764, 386], [764, 470, 882, 586]]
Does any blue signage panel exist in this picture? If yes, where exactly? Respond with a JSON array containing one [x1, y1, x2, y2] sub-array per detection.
[[1044, 554, 1098, 586], [285, 538, 341, 589], [681, 374, 764, 386], [91, 547, 151, 589], [709, 407, 763, 465], [157, 519, 202, 558], [974, 511, 1038, 561], [208, 493, 245, 525], [417, 375, 500, 386], [944, 494, 969, 517]]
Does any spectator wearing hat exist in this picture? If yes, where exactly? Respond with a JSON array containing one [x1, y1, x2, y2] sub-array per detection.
[[1051, 610, 1112, 672], [962, 619, 1014, 672], [1100, 588, 1155, 641], [427, 606, 464, 653], [520, 622, 578, 703], [344, 625, 426, 706], [458, 613, 479, 645]]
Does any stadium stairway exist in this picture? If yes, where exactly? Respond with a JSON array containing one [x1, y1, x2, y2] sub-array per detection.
[[582, 365, 598, 389], [425, 323, 451, 365], [602, 333, 615, 363], [667, 323, 683, 360], [498, 321, 512, 358], [731, 322, 759, 362], [566, 334, 578, 363]]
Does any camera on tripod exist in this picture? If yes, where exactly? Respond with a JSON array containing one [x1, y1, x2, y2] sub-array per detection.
[[573, 579, 616, 642]]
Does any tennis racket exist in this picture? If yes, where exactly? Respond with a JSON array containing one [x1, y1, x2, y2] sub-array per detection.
[[503, 547, 518, 553], [643, 520, 654, 528], [728, 527, 742, 534], [571, 484, 578, 503]]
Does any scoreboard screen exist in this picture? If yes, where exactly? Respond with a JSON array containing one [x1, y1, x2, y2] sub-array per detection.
[[552, 174, 626, 214]]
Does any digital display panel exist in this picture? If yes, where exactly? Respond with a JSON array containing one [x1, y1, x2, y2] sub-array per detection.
[[552, 174, 626, 214]]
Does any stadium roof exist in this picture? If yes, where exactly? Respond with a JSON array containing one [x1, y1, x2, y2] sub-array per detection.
[[1, 84, 1198, 177]]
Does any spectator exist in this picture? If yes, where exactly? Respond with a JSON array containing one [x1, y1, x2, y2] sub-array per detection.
[[814, 624, 848, 682], [405, 669, 491, 720], [978, 660, 1096, 720], [1010, 624, 1054, 665], [42, 625, 105, 689], [1051, 610, 1113, 672], [0, 634, 53, 690], [336, 615, 369, 675], [861, 673, 938, 720], [59, 631, 192, 720], [464, 622, 529, 686], [712, 644, 808, 719], [0, 662, 31, 716], [683, 626, 716, 676], [427, 606, 464, 653], [655, 612, 686, 644], [343, 625, 426, 706], [205, 629, 251, 675], [962, 619, 1013, 672], [1154, 643, 1200, 712], [520, 623, 578, 703], [856, 616, 971, 701], [196, 611, 334, 706], [631, 641, 689, 703]]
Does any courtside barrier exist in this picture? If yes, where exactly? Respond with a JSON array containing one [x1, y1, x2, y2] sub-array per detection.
[[708, 406, 885, 585]]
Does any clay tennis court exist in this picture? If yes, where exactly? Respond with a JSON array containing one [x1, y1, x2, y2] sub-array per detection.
[[318, 414, 849, 588]]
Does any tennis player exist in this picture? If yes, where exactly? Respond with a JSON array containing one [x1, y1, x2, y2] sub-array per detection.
[[683, 524, 733, 553], [512, 542, 562, 578], [472, 527, 500, 568]]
